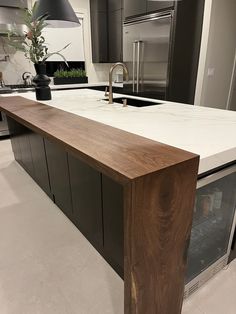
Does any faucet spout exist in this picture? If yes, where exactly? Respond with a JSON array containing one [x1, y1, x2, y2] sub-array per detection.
[[109, 62, 129, 104]]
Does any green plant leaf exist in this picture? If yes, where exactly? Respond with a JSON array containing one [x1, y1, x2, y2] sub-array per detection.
[[54, 68, 87, 78]]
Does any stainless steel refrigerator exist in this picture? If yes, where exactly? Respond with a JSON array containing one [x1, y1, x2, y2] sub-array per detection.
[[123, 10, 174, 100]]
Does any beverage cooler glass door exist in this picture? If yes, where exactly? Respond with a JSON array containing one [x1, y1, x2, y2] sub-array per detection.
[[123, 11, 173, 98], [185, 165, 236, 290]]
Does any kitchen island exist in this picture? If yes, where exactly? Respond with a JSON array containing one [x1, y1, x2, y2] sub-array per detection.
[[0, 89, 236, 314]]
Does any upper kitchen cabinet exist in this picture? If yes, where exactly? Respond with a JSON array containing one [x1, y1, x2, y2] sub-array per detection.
[[146, 1, 174, 14], [90, 9, 108, 62], [90, 0, 107, 12], [124, 0, 146, 19], [124, 0, 174, 20], [167, 0, 205, 103], [109, 0, 124, 11], [108, 9, 123, 62], [90, 0, 123, 63]]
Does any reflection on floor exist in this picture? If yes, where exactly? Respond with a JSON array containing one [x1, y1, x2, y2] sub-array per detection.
[[0, 139, 235, 314]]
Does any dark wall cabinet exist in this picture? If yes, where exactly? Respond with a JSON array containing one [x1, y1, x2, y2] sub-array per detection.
[[109, 0, 123, 11], [124, 0, 146, 19], [146, 1, 174, 14], [90, 0, 123, 63], [108, 9, 123, 62], [8, 116, 124, 277], [124, 0, 174, 19], [90, 10, 108, 63], [167, 0, 205, 104]]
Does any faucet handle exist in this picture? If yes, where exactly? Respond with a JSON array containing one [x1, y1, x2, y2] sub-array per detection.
[[104, 86, 109, 97], [122, 98, 128, 107]]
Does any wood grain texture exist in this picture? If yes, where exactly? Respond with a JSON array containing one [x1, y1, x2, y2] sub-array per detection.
[[124, 158, 199, 314], [1, 95, 200, 314], [0, 96, 197, 183]]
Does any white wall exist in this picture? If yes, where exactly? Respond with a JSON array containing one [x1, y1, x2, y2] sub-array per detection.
[[195, 0, 236, 109], [69, 0, 113, 83], [229, 66, 236, 111], [0, 0, 113, 84]]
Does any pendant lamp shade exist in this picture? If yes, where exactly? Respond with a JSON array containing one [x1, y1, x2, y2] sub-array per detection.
[[34, 0, 80, 28]]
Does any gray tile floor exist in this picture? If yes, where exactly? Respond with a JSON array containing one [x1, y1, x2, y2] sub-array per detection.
[[0, 139, 236, 314]]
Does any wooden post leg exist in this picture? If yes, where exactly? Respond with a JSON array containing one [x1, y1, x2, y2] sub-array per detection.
[[124, 157, 199, 314]]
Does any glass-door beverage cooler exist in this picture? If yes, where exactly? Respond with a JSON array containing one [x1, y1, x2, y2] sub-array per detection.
[[184, 165, 236, 298]]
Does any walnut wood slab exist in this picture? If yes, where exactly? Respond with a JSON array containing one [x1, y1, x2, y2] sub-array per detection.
[[0, 96, 199, 314]]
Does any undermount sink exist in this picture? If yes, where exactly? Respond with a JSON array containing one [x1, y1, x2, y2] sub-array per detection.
[[103, 97, 161, 108]]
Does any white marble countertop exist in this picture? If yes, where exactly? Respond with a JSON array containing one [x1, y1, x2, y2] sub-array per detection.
[[3, 89, 236, 175], [50, 82, 123, 90]]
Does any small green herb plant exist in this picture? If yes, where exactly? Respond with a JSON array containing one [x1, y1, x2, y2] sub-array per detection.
[[8, 2, 69, 65], [54, 68, 87, 78]]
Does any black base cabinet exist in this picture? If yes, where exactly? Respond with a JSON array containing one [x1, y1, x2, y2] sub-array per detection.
[[28, 132, 51, 197], [7, 117, 23, 164], [102, 175, 124, 277], [68, 154, 103, 250], [7, 117, 51, 198], [7, 116, 124, 277], [229, 228, 236, 263], [44, 139, 73, 219]]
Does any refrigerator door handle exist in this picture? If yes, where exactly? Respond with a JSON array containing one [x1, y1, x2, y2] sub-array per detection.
[[136, 41, 142, 93], [132, 41, 137, 93]]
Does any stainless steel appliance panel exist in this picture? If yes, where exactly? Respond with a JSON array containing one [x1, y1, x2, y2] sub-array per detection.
[[123, 12, 173, 97], [0, 111, 9, 137], [185, 165, 236, 298]]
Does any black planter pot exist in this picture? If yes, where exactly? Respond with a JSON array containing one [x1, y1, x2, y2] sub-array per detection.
[[53, 77, 88, 85], [33, 63, 52, 101]]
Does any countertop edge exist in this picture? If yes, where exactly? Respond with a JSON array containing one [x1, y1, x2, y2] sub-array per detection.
[[0, 95, 199, 183]]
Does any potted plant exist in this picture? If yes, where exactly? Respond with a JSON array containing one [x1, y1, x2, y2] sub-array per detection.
[[8, 3, 70, 100], [53, 68, 88, 85]]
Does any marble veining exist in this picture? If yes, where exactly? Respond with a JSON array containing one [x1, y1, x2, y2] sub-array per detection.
[[3, 89, 236, 174]]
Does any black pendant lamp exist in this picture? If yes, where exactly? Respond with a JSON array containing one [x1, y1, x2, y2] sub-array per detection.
[[34, 0, 80, 28]]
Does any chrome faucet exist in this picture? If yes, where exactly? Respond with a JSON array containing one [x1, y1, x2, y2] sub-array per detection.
[[108, 62, 129, 104]]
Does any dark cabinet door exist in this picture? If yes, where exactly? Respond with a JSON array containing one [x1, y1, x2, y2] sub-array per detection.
[[28, 133, 51, 198], [90, 11, 108, 63], [229, 228, 236, 263], [90, 0, 107, 12], [44, 139, 73, 218], [108, 9, 123, 62], [90, 0, 108, 63], [7, 117, 22, 164], [90, 0, 123, 62], [146, 1, 174, 13], [124, 0, 146, 19], [68, 154, 103, 249], [109, 0, 123, 11], [102, 175, 124, 277], [17, 125, 34, 176]]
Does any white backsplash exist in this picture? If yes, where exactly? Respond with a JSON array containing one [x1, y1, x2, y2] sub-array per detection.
[[0, 37, 112, 85], [0, 37, 35, 85]]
